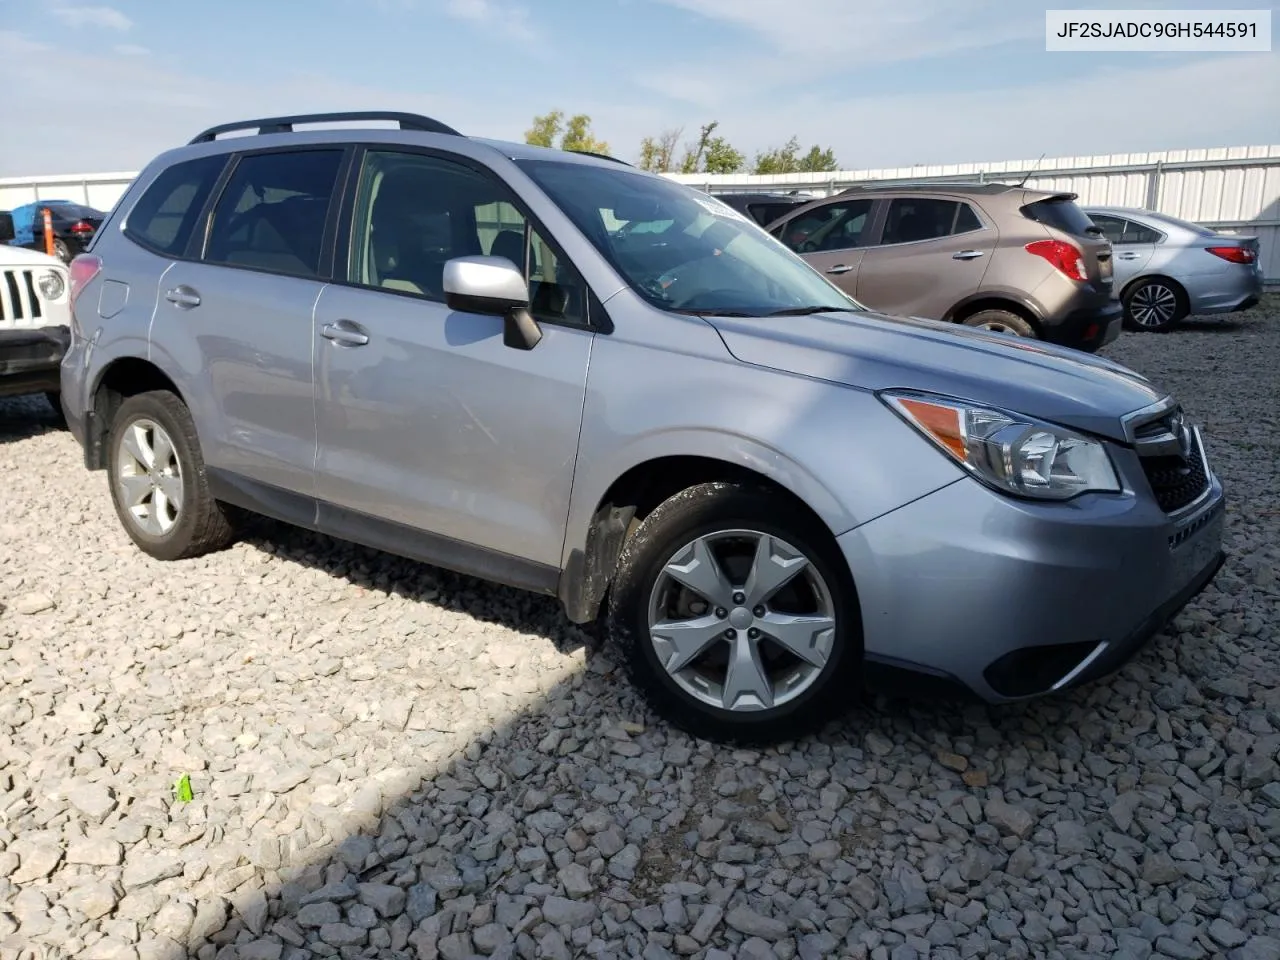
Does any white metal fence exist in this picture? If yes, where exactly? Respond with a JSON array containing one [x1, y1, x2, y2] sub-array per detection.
[[4, 144, 1278, 281]]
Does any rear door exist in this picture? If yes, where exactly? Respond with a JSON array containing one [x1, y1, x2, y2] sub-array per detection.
[[853, 195, 995, 319], [1088, 214, 1156, 286], [155, 146, 349, 496], [769, 197, 877, 297]]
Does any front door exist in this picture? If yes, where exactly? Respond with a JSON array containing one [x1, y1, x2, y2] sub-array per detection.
[[771, 197, 875, 298], [854, 195, 996, 319], [312, 148, 594, 570]]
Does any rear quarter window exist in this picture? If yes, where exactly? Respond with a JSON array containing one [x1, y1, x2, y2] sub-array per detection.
[[1021, 197, 1097, 238], [124, 154, 228, 256]]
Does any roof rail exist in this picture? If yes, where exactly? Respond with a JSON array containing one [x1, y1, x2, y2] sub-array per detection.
[[567, 149, 632, 167], [188, 111, 462, 145]]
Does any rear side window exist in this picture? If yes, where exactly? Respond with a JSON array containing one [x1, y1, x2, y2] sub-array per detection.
[[204, 149, 344, 279], [124, 154, 227, 256], [1021, 196, 1096, 237], [880, 198, 982, 245]]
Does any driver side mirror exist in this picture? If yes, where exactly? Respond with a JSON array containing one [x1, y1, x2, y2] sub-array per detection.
[[443, 255, 543, 351]]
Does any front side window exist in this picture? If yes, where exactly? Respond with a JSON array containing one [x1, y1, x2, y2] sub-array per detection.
[[125, 154, 227, 256], [880, 198, 980, 245], [515, 159, 860, 317], [776, 199, 873, 253], [204, 149, 344, 278], [349, 150, 588, 325]]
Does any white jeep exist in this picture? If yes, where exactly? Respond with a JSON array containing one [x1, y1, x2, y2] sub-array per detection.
[[0, 243, 72, 415]]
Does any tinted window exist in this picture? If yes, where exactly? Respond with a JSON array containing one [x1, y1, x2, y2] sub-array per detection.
[[204, 150, 343, 278], [349, 150, 589, 325], [955, 203, 982, 233], [516, 158, 859, 317], [125, 154, 227, 256], [1124, 222, 1162, 244], [0, 213, 13, 243], [748, 201, 804, 227], [1021, 197, 1096, 237], [49, 202, 102, 220], [1144, 211, 1215, 237], [1089, 214, 1127, 244], [880, 198, 980, 245], [778, 199, 873, 252]]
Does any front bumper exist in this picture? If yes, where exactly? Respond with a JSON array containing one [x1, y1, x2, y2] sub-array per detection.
[[0, 324, 69, 398], [839, 468, 1226, 704]]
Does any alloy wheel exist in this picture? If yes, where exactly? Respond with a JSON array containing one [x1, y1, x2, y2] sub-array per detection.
[[1130, 282, 1179, 328], [115, 418, 184, 536], [646, 529, 837, 712]]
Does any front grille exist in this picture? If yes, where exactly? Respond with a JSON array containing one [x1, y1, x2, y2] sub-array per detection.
[[0, 269, 46, 325], [1133, 410, 1210, 513]]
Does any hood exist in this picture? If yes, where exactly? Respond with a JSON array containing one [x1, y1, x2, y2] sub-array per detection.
[[708, 310, 1166, 443], [0, 244, 65, 268]]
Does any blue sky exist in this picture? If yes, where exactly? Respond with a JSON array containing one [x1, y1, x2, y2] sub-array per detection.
[[1, 0, 1276, 177]]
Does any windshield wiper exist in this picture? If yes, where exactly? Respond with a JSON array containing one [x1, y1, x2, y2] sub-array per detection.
[[674, 308, 759, 317], [758, 305, 861, 317]]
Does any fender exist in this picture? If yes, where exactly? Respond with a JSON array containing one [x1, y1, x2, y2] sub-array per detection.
[[943, 287, 1047, 325]]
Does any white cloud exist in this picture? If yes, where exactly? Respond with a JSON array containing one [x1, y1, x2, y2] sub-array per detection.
[[445, 0, 538, 43], [692, 53, 1280, 170], [51, 5, 133, 31], [0, 31, 664, 176], [646, 0, 1042, 60], [112, 43, 150, 57]]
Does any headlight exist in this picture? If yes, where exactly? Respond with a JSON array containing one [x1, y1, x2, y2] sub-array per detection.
[[883, 390, 1121, 500], [38, 270, 66, 300]]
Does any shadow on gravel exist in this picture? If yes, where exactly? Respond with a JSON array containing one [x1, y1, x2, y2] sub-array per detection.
[[130, 517, 1114, 960], [0, 393, 64, 446], [236, 518, 595, 659]]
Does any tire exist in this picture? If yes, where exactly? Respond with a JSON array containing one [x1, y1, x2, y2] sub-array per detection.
[[106, 390, 236, 561], [606, 482, 861, 744], [53, 239, 71, 263], [1122, 278, 1187, 332], [959, 308, 1038, 338]]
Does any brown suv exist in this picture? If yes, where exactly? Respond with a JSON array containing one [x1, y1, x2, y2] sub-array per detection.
[[764, 182, 1122, 352]]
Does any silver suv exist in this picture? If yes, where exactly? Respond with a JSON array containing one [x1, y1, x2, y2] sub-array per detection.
[[61, 112, 1226, 743]]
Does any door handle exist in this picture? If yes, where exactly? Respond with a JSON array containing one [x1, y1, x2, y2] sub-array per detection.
[[952, 250, 985, 260], [1117, 252, 1141, 260], [165, 286, 201, 308], [825, 264, 854, 275], [321, 322, 370, 346]]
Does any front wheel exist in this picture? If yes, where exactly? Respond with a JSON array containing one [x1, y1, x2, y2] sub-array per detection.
[[607, 482, 861, 743], [106, 390, 237, 561]]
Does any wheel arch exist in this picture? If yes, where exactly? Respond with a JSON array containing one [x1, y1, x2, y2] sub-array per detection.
[[1120, 271, 1188, 303], [945, 293, 1043, 333], [84, 357, 187, 470], [558, 451, 857, 626]]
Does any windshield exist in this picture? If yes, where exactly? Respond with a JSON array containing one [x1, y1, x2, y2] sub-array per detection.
[[515, 158, 861, 317]]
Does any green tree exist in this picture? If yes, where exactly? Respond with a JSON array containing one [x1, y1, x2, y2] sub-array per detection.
[[677, 121, 745, 175], [798, 144, 839, 173], [754, 136, 840, 174], [524, 109, 563, 148], [638, 127, 682, 172], [560, 113, 609, 155], [525, 109, 609, 155]]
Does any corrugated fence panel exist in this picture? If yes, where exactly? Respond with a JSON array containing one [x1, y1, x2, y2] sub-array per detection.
[[3, 145, 1278, 280]]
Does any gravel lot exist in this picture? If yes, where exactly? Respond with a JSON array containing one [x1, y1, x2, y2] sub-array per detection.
[[2, 296, 1278, 960]]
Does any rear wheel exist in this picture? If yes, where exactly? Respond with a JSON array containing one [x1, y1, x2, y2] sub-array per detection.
[[959, 308, 1037, 338], [44, 390, 65, 425], [1123, 278, 1187, 332], [107, 390, 237, 561], [607, 482, 860, 743], [53, 239, 71, 263]]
